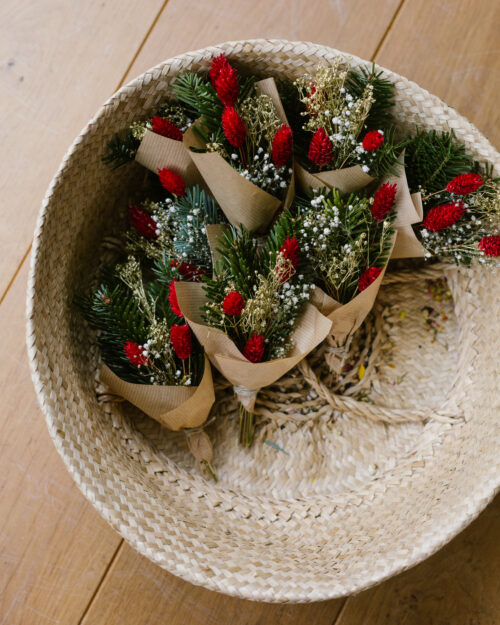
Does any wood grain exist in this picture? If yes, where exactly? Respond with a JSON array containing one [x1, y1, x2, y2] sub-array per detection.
[[0, 0, 165, 301], [376, 0, 500, 147], [0, 262, 122, 625], [335, 494, 500, 625]]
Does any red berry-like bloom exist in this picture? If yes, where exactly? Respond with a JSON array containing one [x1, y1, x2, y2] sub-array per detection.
[[362, 130, 385, 151], [478, 235, 500, 257], [371, 183, 397, 221], [168, 280, 183, 317], [170, 259, 204, 282], [358, 267, 382, 292], [308, 128, 333, 167], [277, 235, 300, 283], [151, 116, 183, 141], [124, 341, 150, 367], [214, 62, 239, 107], [158, 168, 186, 197], [129, 205, 158, 239], [209, 54, 230, 86], [222, 291, 245, 316], [170, 324, 193, 360], [242, 333, 266, 363], [271, 124, 293, 168], [222, 107, 246, 148], [446, 173, 484, 195], [422, 201, 465, 231]]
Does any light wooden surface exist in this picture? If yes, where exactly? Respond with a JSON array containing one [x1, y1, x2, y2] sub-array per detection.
[[1, 1, 499, 623]]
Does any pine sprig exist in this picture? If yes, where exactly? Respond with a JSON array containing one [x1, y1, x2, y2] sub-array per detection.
[[347, 64, 395, 131], [102, 131, 140, 170]]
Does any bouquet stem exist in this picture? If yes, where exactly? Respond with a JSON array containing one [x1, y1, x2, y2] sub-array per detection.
[[238, 403, 255, 447]]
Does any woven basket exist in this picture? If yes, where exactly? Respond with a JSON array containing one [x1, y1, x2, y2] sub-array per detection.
[[27, 39, 500, 603]]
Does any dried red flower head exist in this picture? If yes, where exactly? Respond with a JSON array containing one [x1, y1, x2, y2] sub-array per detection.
[[358, 267, 382, 292], [214, 62, 239, 107], [158, 168, 186, 197], [362, 130, 385, 151], [271, 124, 293, 168], [446, 173, 484, 195], [422, 201, 465, 231], [371, 183, 397, 221], [478, 235, 500, 257], [124, 341, 150, 367], [222, 291, 245, 316], [277, 235, 300, 283], [151, 116, 183, 141], [209, 54, 230, 86], [308, 127, 333, 167], [169, 259, 204, 282], [128, 205, 158, 239], [242, 333, 266, 363], [222, 107, 246, 148], [168, 280, 183, 317], [170, 324, 193, 360]]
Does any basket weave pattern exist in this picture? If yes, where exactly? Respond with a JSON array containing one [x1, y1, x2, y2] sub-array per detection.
[[27, 40, 500, 603]]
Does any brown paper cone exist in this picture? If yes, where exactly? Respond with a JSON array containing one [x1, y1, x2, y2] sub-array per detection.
[[175, 281, 333, 391], [384, 151, 426, 259], [310, 237, 396, 347], [295, 162, 374, 194], [99, 355, 215, 430], [135, 129, 202, 187], [205, 223, 231, 270]]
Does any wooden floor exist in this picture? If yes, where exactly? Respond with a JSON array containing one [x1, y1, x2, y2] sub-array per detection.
[[1, 1, 499, 622]]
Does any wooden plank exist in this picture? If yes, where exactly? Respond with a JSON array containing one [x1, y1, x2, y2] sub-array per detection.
[[81, 541, 343, 625], [376, 0, 500, 146], [0, 0, 165, 301], [126, 0, 402, 79], [0, 262, 123, 625], [335, 494, 500, 625]]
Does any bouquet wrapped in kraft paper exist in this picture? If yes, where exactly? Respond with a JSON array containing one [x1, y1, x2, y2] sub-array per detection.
[[296, 184, 397, 370], [176, 54, 295, 233]]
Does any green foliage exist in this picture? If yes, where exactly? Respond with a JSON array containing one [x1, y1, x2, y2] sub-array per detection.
[[102, 130, 140, 170], [347, 64, 395, 131]]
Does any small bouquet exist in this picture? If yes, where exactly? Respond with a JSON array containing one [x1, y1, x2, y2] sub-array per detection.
[[406, 130, 500, 265], [174, 55, 294, 232], [78, 256, 216, 477], [102, 100, 201, 185], [281, 60, 401, 194], [297, 184, 396, 352], [174, 216, 332, 446]]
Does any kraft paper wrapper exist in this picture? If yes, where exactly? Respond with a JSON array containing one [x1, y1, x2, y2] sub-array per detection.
[[384, 151, 426, 259], [295, 162, 374, 194], [183, 78, 294, 233], [99, 355, 215, 431], [175, 281, 333, 410], [311, 237, 396, 347], [135, 129, 202, 187], [205, 223, 230, 270]]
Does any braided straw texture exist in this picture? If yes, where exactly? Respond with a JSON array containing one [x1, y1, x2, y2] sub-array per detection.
[[27, 40, 500, 603]]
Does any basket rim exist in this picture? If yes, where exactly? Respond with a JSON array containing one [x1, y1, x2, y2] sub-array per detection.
[[26, 38, 500, 603]]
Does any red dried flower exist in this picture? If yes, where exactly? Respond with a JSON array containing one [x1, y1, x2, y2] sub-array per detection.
[[422, 201, 465, 231], [124, 341, 150, 367], [242, 333, 265, 363], [222, 291, 245, 316], [308, 128, 332, 167], [222, 107, 246, 148], [362, 130, 385, 151], [168, 280, 183, 317], [214, 62, 239, 107], [371, 183, 397, 221], [129, 205, 158, 239], [446, 173, 484, 195], [277, 235, 300, 283], [170, 324, 193, 360], [358, 267, 382, 292], [271, 124, 293, 168], [169, 259, 204, 282], [158, 168, 186, 197], [151, 116, 183, 141], [209, 54, 230, 86], [478, 235, 500, 257]]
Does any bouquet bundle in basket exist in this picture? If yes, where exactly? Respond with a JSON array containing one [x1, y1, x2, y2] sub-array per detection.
[[83, 53, 500, 476]]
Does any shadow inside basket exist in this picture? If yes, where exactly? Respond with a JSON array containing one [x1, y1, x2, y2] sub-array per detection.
[[99, 264, 461, 499]]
